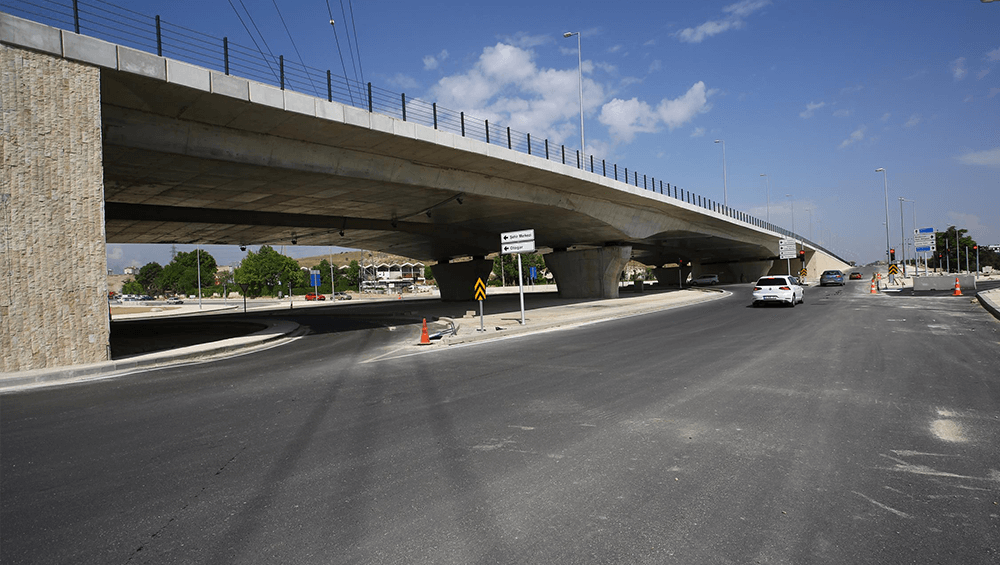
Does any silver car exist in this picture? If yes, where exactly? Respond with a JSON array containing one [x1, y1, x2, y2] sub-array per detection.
[[752, 275, 804, 307]]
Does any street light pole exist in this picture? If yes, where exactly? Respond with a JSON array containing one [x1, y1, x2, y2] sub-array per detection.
[[563, 32, 585, 157], [196, 246, 202, 310], [785, 194, 795, 239], [875, 168, 891, 270], [899, 197, 913, 276], [715, 140, 728, 206], [804, 208, 812, 241], [760, 174, 770, 222]]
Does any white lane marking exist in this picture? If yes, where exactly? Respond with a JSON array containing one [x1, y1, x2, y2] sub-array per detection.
[[931, 419, 968, 443], [852, 491, 912, 519]]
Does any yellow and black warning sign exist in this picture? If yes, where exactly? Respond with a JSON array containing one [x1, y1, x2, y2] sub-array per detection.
[[474, 278, 487, 301], [888, 264, 899, 275], [799, 268, 807, 279]]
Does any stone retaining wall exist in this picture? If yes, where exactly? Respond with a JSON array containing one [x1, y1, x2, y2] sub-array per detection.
[[1, 44, 109, 372]]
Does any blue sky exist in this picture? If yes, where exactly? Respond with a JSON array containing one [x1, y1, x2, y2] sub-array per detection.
[[15, 0, 997, 269]]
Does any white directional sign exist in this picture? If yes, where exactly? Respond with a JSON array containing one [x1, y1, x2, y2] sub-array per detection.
[[778, 238, 797, 259], [501, 229, 535, 255], [501, 229, 535, 244], [502, 241, 535, 255]]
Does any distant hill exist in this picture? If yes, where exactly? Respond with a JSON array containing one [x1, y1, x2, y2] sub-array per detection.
[[294, 251, 429, 269]]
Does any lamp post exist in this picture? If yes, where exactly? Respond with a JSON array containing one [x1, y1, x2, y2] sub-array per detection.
[[196, 246, 202, 310], [563, 31, 585, 157], [875, 168, 891, 269], [760, 174, 770, 222], [785, 194, 795, 240], [714, 139, 728, 206], [899, 197, 913, 276], [804, 208, 812, 241]]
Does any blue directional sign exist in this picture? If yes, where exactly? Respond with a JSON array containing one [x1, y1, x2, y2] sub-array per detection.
[[309, 270, 321, 286], [914, 227, 935, 253]]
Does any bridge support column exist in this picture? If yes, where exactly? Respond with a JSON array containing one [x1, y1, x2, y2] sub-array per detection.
[[1, 45, 109, 373], [653, 265, 691, 287], [544, 246, 632, 299], [431, 259, 494, 301], [713, 261, 775, 284]]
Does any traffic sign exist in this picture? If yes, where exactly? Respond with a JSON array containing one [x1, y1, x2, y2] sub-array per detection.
[[502, 241, 535, 255], [888, 264, 899, 275], [779, 238, 797, 259], [501, 229, 535, 244], [474, 278, 487, 301]]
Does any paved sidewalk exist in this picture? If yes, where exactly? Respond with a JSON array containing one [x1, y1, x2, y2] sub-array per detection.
[[1, 286, 724, 393]]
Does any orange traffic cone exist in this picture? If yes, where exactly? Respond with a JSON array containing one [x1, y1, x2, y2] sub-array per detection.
[[870, 279, 878, 294], [952, 277, 962, 296], [418, 318, 431, 345]]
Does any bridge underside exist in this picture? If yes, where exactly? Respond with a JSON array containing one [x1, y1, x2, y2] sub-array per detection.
[[2, 23, 847, 372]]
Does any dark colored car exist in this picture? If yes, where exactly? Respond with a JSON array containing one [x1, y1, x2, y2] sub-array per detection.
[[820, 270, 845, 286]]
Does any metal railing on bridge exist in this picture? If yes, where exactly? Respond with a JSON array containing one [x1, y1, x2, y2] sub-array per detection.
[[2, 0, 842, 262]]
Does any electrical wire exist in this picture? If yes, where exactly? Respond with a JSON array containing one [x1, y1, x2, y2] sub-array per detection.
[[226, 0, 278, 82], [338, 0, 361, 95], [346, 0, 365, 86], [270, 0, 317, 94], [325, 0, 356, 103]]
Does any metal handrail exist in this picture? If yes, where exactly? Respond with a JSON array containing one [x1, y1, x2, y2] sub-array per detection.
[[0, 0, 847, 263]]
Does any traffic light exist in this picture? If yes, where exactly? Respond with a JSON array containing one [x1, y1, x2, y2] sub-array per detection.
[[890, 248, 896, 261], [798, 250, 805, 263]]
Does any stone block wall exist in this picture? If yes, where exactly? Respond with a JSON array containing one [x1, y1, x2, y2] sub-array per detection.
[[1, 44, 109, 373]]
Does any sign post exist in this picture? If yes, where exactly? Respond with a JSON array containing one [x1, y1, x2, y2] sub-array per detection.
[[501, 229, 535, 325], [310, 269, 321, 297], [914, 227, 935, 276], [474, 278, 487, 332], [779, 238, 797, 275]]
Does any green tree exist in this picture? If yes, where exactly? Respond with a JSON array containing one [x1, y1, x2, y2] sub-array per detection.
[[312, 259, 336, 293], [930, 226, 978, 272], [121, 278, 143, 295], [341, 260, 361, 291], [491, 253, 547, 286], [157, 249, 217, 296], [234, 245, 302, 297], [136, 262, 163, 296]]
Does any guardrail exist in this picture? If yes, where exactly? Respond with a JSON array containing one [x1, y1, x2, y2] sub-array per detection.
[[1, 0, 846, 262]]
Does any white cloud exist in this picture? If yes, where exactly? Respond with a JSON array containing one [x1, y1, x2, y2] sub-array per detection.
[[986, 47, 1000, 62], [649, 60, 662, 73], [840, 84, 864, 95], [951, 57, 967, 80], [904, 114, 921, 128], [833, 109, 851, 118], [388, 73, 419, 90], [978, 69, 991, 80], [880, 113, 891, 123], [676, 0, 771, 43], [423, 49, 449, 71], [599, 82, 713, 143], [799, 101, 825, 118], [108, 246, 124, 261], [690, 127, 706, 138], [427, 43, 606, 145], [990, 88, 1000, 99], [838, 125, 866, 149], [956, 147, 1000, 167]]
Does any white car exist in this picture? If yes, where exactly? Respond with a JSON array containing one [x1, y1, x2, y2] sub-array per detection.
[[690, 274, 720, 286], [752, 275, 804, 307]]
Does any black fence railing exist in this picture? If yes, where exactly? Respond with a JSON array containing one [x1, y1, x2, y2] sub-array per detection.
[[0, 0, 845, 263]]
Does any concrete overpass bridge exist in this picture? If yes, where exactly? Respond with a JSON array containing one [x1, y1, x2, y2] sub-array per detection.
[[1, 11, 849, 372]]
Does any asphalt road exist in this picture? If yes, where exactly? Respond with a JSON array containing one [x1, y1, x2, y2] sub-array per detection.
[[3, 281, 998, 564]]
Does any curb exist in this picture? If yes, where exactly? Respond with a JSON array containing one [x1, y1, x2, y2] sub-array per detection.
[[442, 288, 728, 346], [0, 319, 302, 393], [976, 289, 1000, 321]]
